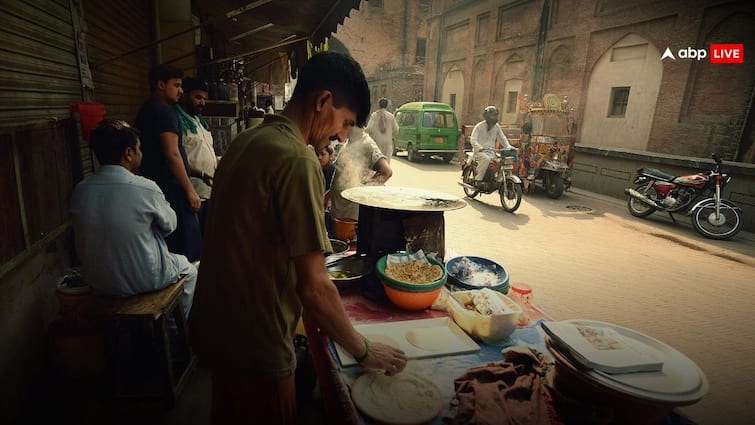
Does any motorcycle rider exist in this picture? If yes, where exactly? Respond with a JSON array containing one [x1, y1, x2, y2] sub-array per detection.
[[469, 106, 514, 185]]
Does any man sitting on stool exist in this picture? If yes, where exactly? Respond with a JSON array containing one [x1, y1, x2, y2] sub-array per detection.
[[70, 119, 197, 317]]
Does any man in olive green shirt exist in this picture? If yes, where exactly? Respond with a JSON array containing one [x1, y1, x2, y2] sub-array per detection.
[[189, 52, 407, 425]]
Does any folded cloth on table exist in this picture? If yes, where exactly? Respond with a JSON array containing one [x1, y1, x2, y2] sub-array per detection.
[[445, 346, 554, 425]]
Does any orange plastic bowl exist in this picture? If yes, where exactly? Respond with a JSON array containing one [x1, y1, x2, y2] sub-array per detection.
[[376, 254, 447, 311], [381, 283, 443, 311]]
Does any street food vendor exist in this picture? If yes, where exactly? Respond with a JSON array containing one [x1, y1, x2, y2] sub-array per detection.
[[189, 52, 407, 425]]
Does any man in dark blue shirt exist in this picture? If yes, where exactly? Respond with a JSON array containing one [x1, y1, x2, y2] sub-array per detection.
[[134, 64, 201, 262]]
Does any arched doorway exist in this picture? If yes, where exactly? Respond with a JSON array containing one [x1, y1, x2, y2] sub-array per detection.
[[580, 34, 662, 150], [494, 54, 525, 125], [442, 65, 464, 117], [470, 59, 488, 123]]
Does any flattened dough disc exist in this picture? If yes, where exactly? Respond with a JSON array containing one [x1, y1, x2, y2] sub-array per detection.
[[364, 334, 402, 349], [351, 371, 443, 425], [405, 326, 454, 351]]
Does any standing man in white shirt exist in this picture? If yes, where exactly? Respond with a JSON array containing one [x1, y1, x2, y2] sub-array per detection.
[[469, 105, 514, 185], [175, 77, 219, 230], [329, 126, 393, 223], [69, 119, 196, 316], [366, 98, 399, 162]]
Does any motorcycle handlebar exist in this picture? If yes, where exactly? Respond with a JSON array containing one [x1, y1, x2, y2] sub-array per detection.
[[480, 147, 518, 153]]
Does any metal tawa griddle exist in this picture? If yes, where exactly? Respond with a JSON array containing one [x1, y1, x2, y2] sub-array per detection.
[[340, 187, 466, 295], [341, 186, 467, 212]]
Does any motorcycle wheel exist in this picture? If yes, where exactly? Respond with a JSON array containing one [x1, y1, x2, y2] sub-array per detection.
[[692, 199, 742, 240], [462, 166, 479, 198], [544, 172, 564, 199], [627, 185, 658, 218], [499, 179, 522, 213]]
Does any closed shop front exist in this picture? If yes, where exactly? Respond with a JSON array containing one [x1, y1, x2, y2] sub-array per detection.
[[0, 3, 153, 417], [0, 0, 152, 269]]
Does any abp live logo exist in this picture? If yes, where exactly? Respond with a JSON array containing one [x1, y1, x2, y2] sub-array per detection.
[[661, 44, 744, 63], [710, 44, 744, 63]]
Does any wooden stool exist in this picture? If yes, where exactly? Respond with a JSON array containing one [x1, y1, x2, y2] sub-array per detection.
[[85, 276, 195, 406]]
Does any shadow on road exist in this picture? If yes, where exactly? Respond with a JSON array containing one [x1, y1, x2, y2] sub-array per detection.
[[389, 155, 753, 260], [523, 189, 608, 221], [618, 208, 755, 264], [461, 195, 531, 230]]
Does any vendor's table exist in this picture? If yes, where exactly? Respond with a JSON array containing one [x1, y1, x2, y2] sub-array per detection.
[[304, 289, 553, 425], [305, 289, 699, 425]]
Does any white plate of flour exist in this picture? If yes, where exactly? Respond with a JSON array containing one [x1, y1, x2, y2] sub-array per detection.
[[351, 370, 443, 425]]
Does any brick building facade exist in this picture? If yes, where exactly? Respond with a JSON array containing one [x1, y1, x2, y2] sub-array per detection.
[[338, 0, 755, 163], [334, 0, 430, 112], [428, 0, 755, 162]]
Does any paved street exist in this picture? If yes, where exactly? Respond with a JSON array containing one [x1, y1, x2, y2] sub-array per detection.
[[386, 154, 755, 425]]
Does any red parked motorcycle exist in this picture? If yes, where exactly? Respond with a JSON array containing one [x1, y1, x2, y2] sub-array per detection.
[[624, 154, 742, 240]]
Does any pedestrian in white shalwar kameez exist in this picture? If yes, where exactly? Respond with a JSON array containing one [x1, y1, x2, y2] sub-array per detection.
[[366, 98, 399, 162]]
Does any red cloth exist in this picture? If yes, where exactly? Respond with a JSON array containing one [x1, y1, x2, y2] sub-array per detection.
[[447, 347, 553, 425]]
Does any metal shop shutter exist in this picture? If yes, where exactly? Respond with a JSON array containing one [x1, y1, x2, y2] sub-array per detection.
[[0, 0, 81, 124], [84, 0, 152, 122]]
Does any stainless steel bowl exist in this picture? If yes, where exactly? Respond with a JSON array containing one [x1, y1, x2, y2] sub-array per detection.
[[326, 254, 373, 290], [328, 239, 349, 255]]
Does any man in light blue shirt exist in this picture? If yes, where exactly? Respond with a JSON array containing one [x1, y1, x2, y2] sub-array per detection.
[[70, 119, 196, 316]]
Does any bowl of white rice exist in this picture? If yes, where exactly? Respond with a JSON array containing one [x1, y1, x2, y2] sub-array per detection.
[[445, 256, 510, 293]]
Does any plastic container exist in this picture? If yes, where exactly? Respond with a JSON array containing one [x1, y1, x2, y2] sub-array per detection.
[[509, 282, 532, 325], [333, 217, 357, 242], [56, 273, 93, 315], [228, 82, 239, 101], [446, 290, 522, 343], [216, 80, 229, 100]]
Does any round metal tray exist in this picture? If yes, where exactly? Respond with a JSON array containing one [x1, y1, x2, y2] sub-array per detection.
[[341, 186, 466, 211]]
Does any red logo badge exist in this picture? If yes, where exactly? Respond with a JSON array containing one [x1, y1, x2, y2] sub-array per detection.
[[709, 44, 744, 64]]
